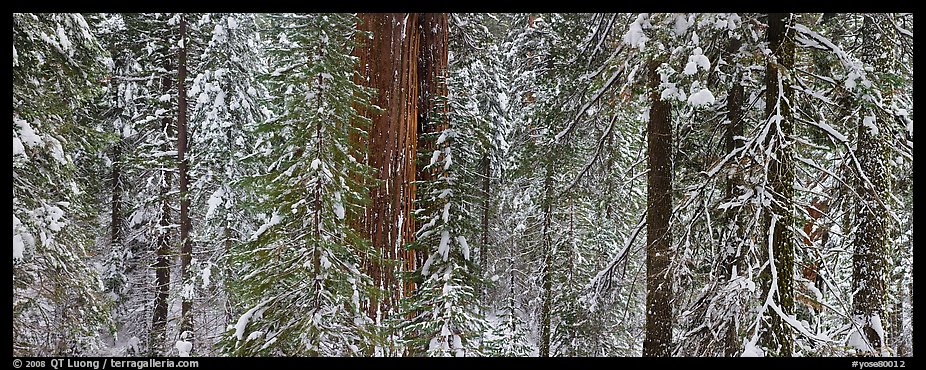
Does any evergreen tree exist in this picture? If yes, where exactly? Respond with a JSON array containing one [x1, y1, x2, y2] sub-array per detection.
[[13, 12, 111, 356], [221, 13, 375, 356]]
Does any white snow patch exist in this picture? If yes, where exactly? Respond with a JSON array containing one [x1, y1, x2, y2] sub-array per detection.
[[175, 340, 192, 357], [673, 14, 690, 36], [683, 47, 711, 75], [44, 204, 66, 232], [813, 121, 847, 142], [438, 230, 451, 261], [205, 187, 225, 220], [13, 136, 25, 156], [46, 136, 66, 164], [233, 300, 270, 341], [848, 315, 876, 353], [623, 14, 650, 49], [429, 150, 441, 167], [182, 283, 195, 300], [862, 115, 878, 136], [457, 236, 470, 261], [250, 213, 281, 241], [151, 150, 178, 158], [687, 88, 716, 107], [14, 117, 42, 147], [333, 201, 345, 220], [13, 234, 25, 260], [332, 192, 345, 220], [421, 252, 436, 276], [870, 314, 885, 351], [845, 71, 861, 89], [741, 339, 764, 357], [201, 263, 212, 289], [56, 25, 73, 57]]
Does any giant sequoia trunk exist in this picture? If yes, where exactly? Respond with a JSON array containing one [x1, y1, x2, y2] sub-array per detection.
[[176, 14, 194, 349], [353, 13, 448, 320], [851, 14, 890, 356], [643, 57, 674, 357], [414, 13, 450, 289], [759, 13, 796, 357]]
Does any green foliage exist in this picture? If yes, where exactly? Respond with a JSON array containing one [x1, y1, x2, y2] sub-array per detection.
[[221, 13, 376, 356], [13, 12, 111, 356]]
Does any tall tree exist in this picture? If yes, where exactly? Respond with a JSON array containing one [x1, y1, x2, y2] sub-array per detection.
[[353, 13, 422, 320], [186, 13, 268, 354], [720, 30, 746, 358], [13, 12, 110, 356], [176, 14, 195, 355], [642, 56, 674, 357], [221, 13, 376, 357], [151, 58, 174, 356], [759, 13, 796, 357], [849, 13, 896, 356]]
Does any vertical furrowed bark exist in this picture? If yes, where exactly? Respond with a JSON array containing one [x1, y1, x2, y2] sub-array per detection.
[[642, 57, 674, 357], [759, 13, 795, 357], [354, 13, 420, 319]]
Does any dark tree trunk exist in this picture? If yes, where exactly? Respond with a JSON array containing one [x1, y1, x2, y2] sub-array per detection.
[[642, 57, 674, 357], [151, 63, 174, 356], [176, 14, 194, 350], [111, 139, 123, 270], [722, 35, 745, 358], [852, 14, 890, 356], [759, 12, 796, 357], [538, 161, 555, 357], [480, 153, 490, 295]]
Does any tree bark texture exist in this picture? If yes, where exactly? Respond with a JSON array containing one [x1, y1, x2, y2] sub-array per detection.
[[151, 61, 174, 356], [722, 35, 745, 358], [759, 12, 796, 357], [353, 13, 448, 320], [852, 14, 891, 356], [176, 14, 194, 348], [642, 57, 674, 357]]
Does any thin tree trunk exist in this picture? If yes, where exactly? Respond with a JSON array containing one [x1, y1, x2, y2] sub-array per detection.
[[151, 63, 174, 356], [538, 161, 555, 357], [309, 71, 326, 356], [759, 12, 796, 357], [642, 57, 673, 357], [480, 154, 490, 296], [721, 35, 745, 358], [176, 14, 194, 350], [111, 137, 123, 271]]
